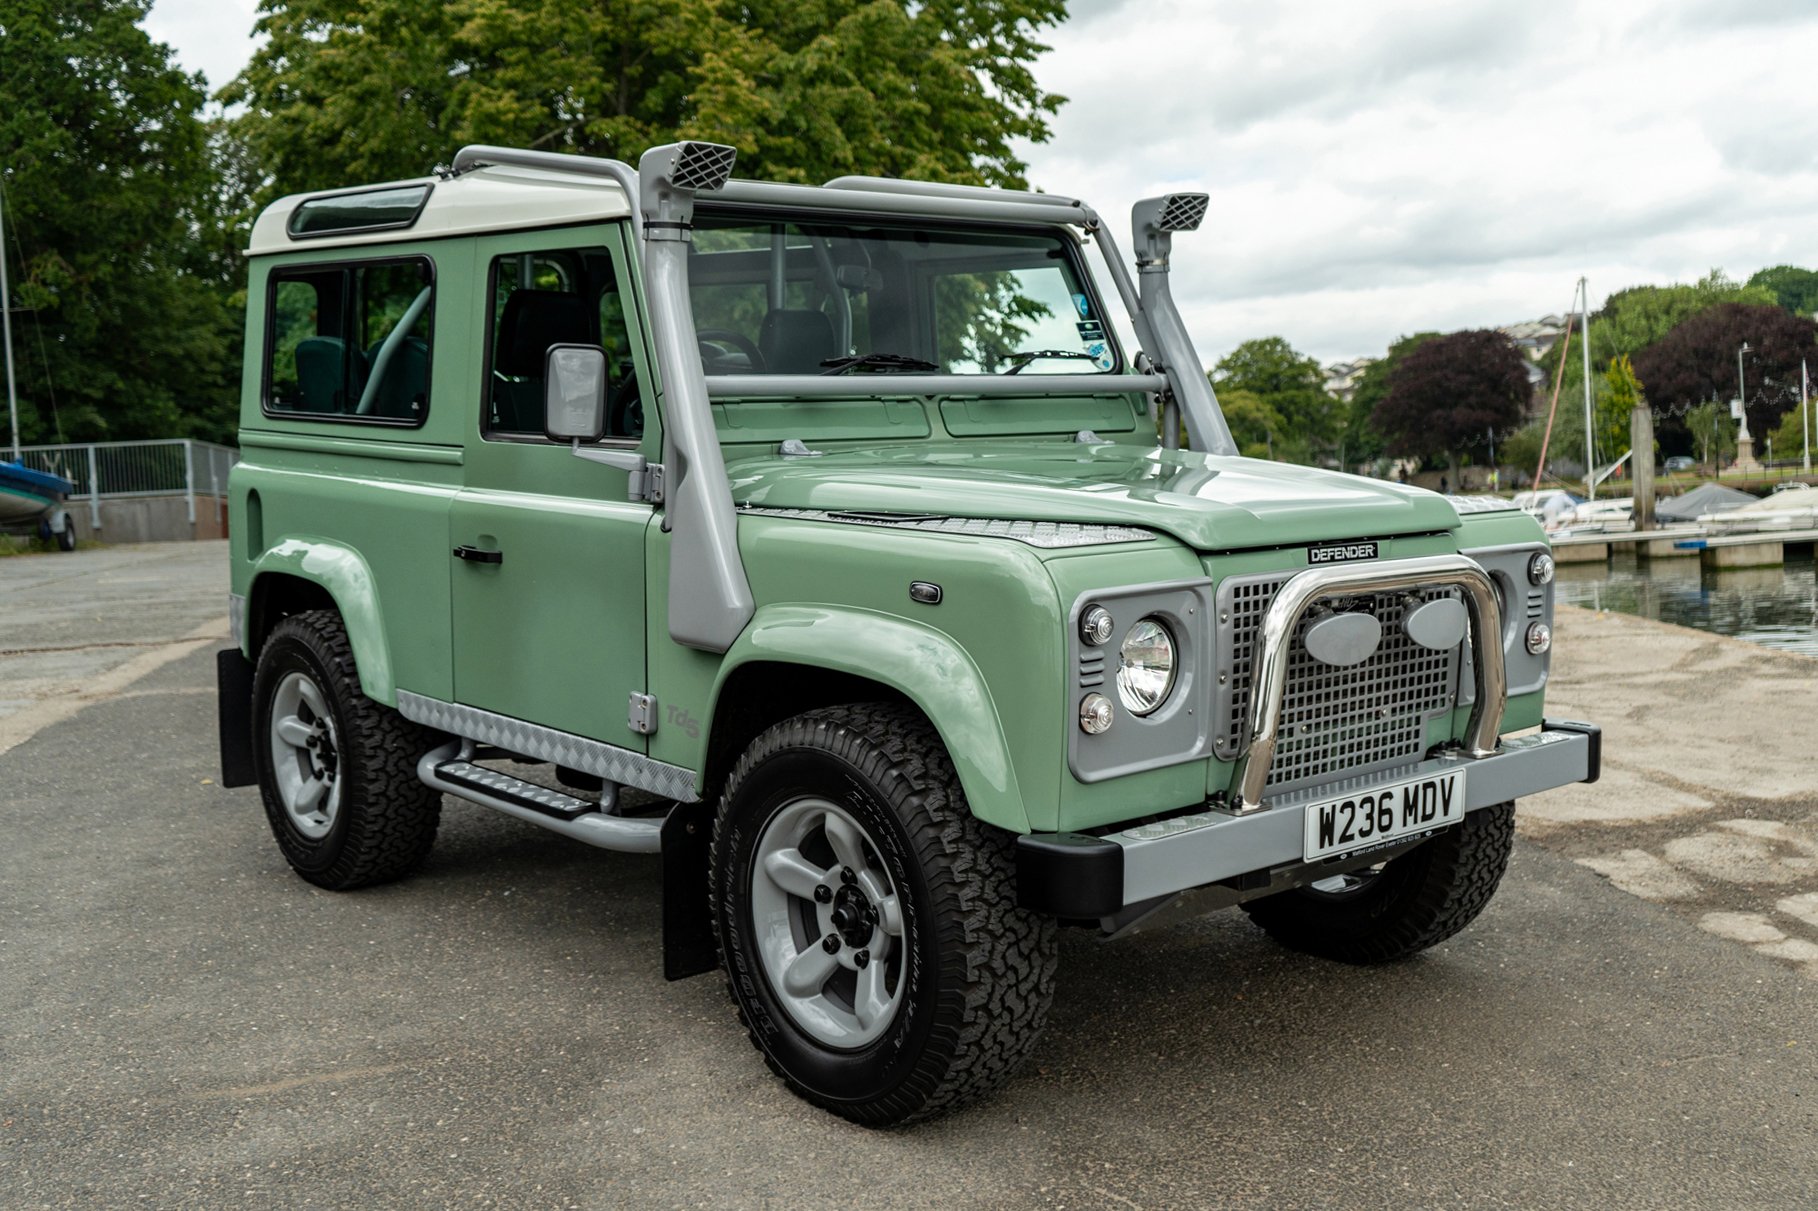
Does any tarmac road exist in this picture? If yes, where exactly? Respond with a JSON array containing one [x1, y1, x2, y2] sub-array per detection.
[[2, 546, 1815, 1210]]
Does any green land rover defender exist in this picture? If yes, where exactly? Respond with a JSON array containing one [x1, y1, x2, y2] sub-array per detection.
[[216, 142, 1600, 1126]]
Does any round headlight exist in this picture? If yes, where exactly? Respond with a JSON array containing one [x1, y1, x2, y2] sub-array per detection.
[[1116, 617, 1176, 716], [1079, 692, 1114, 734], [1080, 605, 1114, 646], [1528, 551, 1555, 585], [1525, 621, 1552, 655]]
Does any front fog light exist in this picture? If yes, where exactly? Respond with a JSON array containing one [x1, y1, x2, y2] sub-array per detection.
[[1116, 617, 1176, 715], [1079, 692, 1114, 734], [1526, 621, 1552, 654], [1528, 551, 1556, 585]]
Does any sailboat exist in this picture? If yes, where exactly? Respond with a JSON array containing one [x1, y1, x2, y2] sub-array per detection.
[[0, 175, 77, 550]]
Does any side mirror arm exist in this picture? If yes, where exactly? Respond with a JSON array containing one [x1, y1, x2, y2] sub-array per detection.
[[571, 440, 663, 504]]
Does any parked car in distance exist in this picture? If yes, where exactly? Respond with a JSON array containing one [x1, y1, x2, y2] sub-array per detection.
[[1664, 456, 1696, 472]]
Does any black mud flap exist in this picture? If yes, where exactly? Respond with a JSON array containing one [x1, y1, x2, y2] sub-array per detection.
[[217, 648, 258, 788], [661, 800, 719, 981]]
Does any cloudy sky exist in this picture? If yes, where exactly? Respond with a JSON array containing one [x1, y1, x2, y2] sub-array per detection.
[[147, 0, 1818, 369]]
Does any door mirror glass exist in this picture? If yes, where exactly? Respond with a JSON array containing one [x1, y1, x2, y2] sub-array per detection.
[[544, 344, 608, 442]]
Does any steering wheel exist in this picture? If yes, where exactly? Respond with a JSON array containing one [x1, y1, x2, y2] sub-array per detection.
[[697, 328, 766, 374]]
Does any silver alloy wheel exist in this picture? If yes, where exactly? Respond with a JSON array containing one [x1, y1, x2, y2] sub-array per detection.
[[269, 671, 341, 840], [750, 797, 906, 1048]]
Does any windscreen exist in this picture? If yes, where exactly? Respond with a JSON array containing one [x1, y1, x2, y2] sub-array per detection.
[[687, 213, 1117, 377]]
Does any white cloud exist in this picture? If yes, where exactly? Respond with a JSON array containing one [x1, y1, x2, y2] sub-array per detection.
[[142, 0, 263, 96], [144, 0, 1818, 368], [1020, 0, 1818, 366]]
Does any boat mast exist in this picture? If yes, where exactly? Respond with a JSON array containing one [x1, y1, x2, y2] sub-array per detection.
[[0, 181, 18, 461], [1580, 276, 1593, 501]]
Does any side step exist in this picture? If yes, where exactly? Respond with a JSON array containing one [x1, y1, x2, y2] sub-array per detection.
[[417, 742, 662, 854]]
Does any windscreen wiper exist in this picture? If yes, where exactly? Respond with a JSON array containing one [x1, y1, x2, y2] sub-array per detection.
[[819, 353, 940, 376], [1003, 349, 1096, 374]]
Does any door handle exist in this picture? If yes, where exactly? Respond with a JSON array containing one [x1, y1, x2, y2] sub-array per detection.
[[453, 545, 502, 564]]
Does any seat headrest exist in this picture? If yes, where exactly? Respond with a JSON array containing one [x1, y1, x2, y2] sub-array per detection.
[[758, 309, 838, 375], [498, 291, 594, 376]]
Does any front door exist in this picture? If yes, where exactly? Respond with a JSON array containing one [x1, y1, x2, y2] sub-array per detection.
[[450, 226, 656, 747]]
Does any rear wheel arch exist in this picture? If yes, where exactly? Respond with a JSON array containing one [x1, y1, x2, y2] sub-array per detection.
[[246, 539, 395, 704]]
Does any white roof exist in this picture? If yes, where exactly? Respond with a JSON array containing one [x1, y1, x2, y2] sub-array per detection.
[[247, 164, 633, 257]]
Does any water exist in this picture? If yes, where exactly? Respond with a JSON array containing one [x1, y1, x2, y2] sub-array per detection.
[[1555, 549, 1818, 658]]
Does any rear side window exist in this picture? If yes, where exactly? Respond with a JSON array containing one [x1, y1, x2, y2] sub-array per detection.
[[484, 247, 640, 441], [265, 258, 435, 425]]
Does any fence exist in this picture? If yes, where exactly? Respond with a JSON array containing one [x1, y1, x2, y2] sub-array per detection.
[[14, 439, 239, 540]]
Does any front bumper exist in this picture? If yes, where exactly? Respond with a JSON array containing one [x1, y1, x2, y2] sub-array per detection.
[[1017, 719, 1600, 918]]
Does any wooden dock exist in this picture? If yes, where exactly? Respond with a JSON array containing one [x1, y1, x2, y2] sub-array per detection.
[[1550, 526, 1818, 568]]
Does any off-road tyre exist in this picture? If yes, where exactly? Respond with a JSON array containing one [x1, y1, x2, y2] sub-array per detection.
[[1242, 801, 1516, 965], [711, 703, 1058, 1127], [252, 609, 443, 890]]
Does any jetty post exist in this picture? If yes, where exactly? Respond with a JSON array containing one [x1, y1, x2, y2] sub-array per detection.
[[1632, 403, 1655, 530]]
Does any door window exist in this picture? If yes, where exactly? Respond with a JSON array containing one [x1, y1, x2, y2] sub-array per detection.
[[265, 258, 434, 424], [485, 248, 640, 441]]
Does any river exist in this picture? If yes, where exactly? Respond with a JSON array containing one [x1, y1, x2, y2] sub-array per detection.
[[1555, 548, 1818, 658]]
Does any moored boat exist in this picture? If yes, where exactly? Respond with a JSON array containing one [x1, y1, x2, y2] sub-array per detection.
[[0, 460, 77, 549]]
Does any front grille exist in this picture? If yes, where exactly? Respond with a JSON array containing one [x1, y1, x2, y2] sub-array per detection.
[[1215, 572, 1461, 794]]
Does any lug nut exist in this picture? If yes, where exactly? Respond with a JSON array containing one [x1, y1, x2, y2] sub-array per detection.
[[814, 884, 832, 903], [822, 934, 841, 954], [840, 867, 858, 886], [854, 950, 870, 969]]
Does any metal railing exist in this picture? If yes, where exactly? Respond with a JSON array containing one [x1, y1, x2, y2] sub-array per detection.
[[13, 439, 239, 530]]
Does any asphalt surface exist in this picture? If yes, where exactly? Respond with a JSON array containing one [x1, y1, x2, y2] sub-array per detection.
[[2, 546, 1816, 1210]]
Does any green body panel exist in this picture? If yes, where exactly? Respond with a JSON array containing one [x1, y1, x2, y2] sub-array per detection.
[[718, 514, 1068, 831], [450, 225, 658, 745], [727, 445, 1462, 550]]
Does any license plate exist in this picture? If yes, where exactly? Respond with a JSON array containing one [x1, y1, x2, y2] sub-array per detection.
[[1302, 770, 1466, 862]]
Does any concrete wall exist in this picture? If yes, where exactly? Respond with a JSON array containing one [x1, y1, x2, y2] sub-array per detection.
[[64, 494, 228, 544]]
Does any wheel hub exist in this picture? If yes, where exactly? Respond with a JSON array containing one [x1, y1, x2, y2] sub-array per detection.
[[830, 885, 877, 949], [268, 671, 343, 840], [749, 797, 908, 1049]]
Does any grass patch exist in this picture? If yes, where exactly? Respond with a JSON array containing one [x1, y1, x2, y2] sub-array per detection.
[[0, 534, 106, 557]]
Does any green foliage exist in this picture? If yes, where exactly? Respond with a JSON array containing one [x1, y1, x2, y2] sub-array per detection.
[[221, 0, 1068, 209], [1217, 388, 1285, 460], [1768, 395, 1816, 459], [1684, 400, 1735, 466], [1211, 337, 1334, 462], [1342, 332, 1439, 468], [1538, 270, 1775, 401], [1749, 265, 1818, 319], [1599, 354, 1641, 462], [0, 0, 241, 444]]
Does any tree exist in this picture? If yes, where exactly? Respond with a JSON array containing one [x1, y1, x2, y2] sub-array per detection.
[[1684, 400, 1734, 468], [0, 0, 241, 444], [220, 0, 1068, 209], [1749, 265, 1818, 320], [1371, 330, 1529, 483], [1600, 354, 1642, 464], [1211, 337, 1334, 463], [1629, 302, 1818, 444], [1342, 332, 1439, 470], [1534, 271, 1775, 457], [1217, 388, 1285, 460]]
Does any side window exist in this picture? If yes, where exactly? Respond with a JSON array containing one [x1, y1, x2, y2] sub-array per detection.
[[485, 248, 640, 441], [265, 257, 434, 423]]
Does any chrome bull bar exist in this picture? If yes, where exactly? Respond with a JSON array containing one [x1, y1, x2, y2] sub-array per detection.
[[1225, 554, 1505, 813]]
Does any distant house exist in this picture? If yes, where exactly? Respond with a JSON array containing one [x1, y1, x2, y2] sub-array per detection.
[[1323, 357, 1377, 403]]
